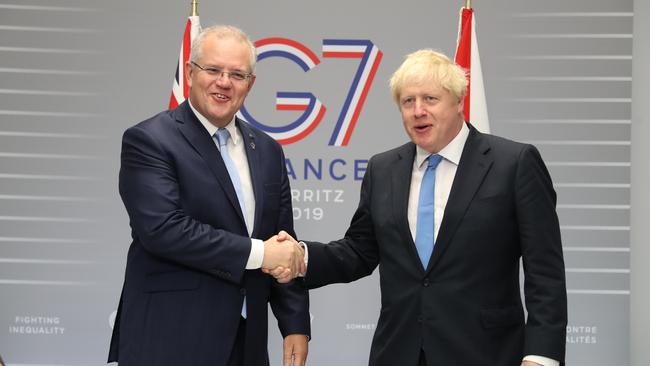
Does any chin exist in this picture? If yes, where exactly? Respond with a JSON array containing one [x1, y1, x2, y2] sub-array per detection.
[[209, 111, 230, 120]]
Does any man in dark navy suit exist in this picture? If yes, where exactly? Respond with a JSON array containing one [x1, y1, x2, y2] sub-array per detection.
[[271, 49, 567, 366], [108, 25, 309, 366]]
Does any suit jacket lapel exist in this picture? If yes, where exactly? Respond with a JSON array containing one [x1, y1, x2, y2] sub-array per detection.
[[426, 126, 493, 273], [237, 118, 262, 238], [391, 143, 425, 271], [174, 102, 246, 225]]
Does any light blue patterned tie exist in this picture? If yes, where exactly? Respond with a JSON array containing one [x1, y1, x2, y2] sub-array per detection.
[[415, 154, 443, 268], [215, 128, 248, 318], [216, 128, 249, 229]]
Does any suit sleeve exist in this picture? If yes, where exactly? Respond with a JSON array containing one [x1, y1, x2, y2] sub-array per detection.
[[515, 144, 567, 362], [119, 125, 250, 283], [269, 148, 311, 338], [303, 157, 381, 289]]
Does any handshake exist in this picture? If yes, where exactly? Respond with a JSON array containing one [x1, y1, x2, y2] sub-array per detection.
[[261, 230, 305, 283]]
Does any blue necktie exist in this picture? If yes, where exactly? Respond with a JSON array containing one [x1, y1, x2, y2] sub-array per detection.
[[415, 154, 443, 268], [215, 128, 248, 318], [216, 128, 249, 229]]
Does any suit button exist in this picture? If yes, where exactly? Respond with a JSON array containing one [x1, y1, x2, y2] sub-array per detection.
[[423, 279, 430, 287], [240, 288, 246, 295]]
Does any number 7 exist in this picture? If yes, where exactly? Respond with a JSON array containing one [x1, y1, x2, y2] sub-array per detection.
[[323, 40, 383, 146]]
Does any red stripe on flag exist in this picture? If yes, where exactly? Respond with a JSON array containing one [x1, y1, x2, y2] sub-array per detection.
[[455, 7, 473, 123], [168, 93, 179, 109], [181, 19, 192, 100]]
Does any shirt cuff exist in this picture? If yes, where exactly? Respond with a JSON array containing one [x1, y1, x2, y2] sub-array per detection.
[[245, 238, 264, 269], [523, 355, 559, 366], [298, 241, 308, 276], [301, 241, 309, 265]]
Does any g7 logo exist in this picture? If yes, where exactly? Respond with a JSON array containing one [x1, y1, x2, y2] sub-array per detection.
[[237, 38, 383, 146]]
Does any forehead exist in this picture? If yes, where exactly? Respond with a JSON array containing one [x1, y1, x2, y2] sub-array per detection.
[[200, 35, 251, 68], [400, 81, 446, 96]]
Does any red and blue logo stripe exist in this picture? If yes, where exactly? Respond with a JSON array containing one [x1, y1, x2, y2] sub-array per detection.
[[238, 38, 326, 144], [323, 40, 382, 146]]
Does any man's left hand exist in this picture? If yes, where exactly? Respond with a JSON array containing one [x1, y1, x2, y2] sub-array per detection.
[[283, 334, 308, 366]]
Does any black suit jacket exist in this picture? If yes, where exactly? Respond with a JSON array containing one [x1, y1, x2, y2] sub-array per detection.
[[108, 101, 310, 366], [305, 125, 566, 366]]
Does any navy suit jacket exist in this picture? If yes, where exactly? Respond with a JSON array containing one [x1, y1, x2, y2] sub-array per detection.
[[108, 101, 310, 366], [304, 125, 567, 366]]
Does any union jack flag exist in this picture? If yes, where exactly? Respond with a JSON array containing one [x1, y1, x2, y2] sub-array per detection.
[[168, 15, 201, 109]]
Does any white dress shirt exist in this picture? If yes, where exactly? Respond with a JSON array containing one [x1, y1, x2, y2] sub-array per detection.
[[189, 101, 264, 269], [406, 122, 558, 366], [407, 123, 469, 242]]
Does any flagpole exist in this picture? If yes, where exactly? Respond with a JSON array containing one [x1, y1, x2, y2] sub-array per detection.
[[190, 0, 198, 16], [465, 0, 472, 9]]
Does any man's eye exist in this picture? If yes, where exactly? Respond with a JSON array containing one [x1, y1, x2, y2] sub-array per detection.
[[230, 72, 246, 81], [206, 67, 222, 75]]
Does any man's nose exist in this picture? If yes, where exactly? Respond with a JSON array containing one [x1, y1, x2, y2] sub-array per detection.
[[214, 72, 232, 87], [413, 99, 426, 117]]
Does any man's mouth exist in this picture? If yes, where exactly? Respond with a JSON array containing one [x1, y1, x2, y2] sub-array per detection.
[[213, 93, 229, 101]]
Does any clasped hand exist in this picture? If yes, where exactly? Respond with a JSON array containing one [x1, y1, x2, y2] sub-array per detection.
[[262, 230, 304, 283]]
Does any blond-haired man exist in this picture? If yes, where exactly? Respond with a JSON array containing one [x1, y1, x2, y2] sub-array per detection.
[[274, 49, 567, 366]]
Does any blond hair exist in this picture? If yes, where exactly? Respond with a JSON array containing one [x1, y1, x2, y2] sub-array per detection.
[[389, 49, 467, 104]]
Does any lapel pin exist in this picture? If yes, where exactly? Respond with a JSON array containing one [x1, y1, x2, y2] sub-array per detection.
[[250, 142, 256, 150]]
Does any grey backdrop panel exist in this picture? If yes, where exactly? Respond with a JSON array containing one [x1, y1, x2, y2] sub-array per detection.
[[0, 0, 631, 365]]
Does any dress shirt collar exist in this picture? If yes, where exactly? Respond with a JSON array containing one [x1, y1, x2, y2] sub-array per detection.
[[188, 99, 241, 146], [415, 121, 470, 168]]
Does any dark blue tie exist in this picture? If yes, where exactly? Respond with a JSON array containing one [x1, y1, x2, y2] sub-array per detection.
[[415, 154, 443, 268]]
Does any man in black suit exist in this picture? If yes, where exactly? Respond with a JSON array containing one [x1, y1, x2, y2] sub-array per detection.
[[271, 49, 566, 366], [108, 25, 309, 366]]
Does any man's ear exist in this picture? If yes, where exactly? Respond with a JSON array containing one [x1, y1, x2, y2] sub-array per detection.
[[457, 96, 465, 116], [246, 74, 256, 93], [185, 61, 194, 88]]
